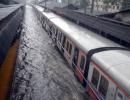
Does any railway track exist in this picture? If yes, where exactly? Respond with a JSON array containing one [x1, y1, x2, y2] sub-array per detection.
[[0, 4, 24, 100]]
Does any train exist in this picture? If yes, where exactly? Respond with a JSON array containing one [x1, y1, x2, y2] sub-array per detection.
[[33, 5, 130, 100], [0, 4, 24, 66]]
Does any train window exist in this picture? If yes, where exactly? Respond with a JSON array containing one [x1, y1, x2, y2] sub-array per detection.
[[49, 25, 52, 30], [58, 32, 62, 42], [80, 55, 85, 70], [58, 32, 60, 40], [54, 27, 56, 34], [115, 90, 124, 100], [69, 43, 72, 55], [55, 29, 58, 38], [62, 36, 66, 48], [60, 34, 63, 42], [98, 75, 109, 98], [72, 48, 79, 66], [118, 92, 123, 99], [91, 68, 100, 89], [66, 41, 69, 52], [52, 27, 55, 34]]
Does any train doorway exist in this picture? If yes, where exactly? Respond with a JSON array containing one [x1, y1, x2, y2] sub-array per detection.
[[72, 47, 79, 70]]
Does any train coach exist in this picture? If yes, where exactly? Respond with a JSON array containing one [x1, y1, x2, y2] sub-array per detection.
[[34, 5, 130, 100]]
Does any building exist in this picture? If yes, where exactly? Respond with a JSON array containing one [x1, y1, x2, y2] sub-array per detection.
[[90, 0, 122, 13]]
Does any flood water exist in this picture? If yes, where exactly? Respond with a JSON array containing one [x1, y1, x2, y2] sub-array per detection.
[[9, 5, 88, 100]]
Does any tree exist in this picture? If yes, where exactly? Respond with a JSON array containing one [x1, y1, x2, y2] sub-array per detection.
[[61, 0, 90, 13], [121, 0, 130, 10], [103, 0, 121, 12], [95, 0, 99, 11], [61, 0, 73, 4], [103, 0, 121, 5], [80, 0, 90, 13]]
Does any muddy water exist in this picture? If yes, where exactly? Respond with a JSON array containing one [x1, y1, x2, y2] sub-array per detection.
[[9, 5, 88, 100]]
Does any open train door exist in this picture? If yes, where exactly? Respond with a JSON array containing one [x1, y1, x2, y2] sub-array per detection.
[[72, 47, 79, 70]]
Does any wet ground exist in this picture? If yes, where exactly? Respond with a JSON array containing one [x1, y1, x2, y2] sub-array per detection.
[[9, 5, 87, 100]]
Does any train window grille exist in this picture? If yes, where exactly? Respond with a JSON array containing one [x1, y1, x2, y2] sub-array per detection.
[[66, 41, 69, 52], [72, 47, 79, 69], [91, 68, 100, 89], [69, 43, 72, 55], [58, 32, 62, 42], [74, 48, 79, 62], [49, 26, 52, 35], [54, 30, 57, 38], [55, 29, 58, 37], [62, 35, 66, 48], [98, 75, 109, 98], [55, 29, 58, 39], [54, 27, 57, 35], [117, 92, 123, 100], [52, 26, 55, 34], [58, 32, 60, 41], [80, 55, 85, 70]]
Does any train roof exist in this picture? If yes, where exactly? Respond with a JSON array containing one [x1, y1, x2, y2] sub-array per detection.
[[35, 6, 130, 96], [0, 4, 22, 22], [49, 15, 121, 50], [93, 50, 130, 95], [35, 6, 58, 19]]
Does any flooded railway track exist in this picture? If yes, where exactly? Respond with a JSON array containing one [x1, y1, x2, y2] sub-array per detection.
[[9, 5, 87, 100]]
